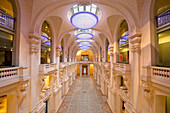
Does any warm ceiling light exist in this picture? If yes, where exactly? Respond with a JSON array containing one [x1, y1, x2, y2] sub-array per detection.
[[68, 4, 102, 29], [74, 29, 95, 40]]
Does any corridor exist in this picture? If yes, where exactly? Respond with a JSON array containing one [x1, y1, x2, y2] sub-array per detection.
[[57, 77, 112, 113]]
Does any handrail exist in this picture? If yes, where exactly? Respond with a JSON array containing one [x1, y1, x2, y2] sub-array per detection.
[[157, 11, 170, 27], [151, 66, 170, 79], [39, 63, 56, 74], [0, 67, 26, 79], [0, 9, 14, 30]]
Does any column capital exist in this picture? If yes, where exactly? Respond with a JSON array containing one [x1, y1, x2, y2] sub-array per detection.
[[29, 33, 41, 54], [129, 33, 141, 53]]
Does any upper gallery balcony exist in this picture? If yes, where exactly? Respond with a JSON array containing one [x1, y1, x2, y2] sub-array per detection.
[[39, 63, 56, 74], [142, 66, 170, 88], [0, 67, 29, 87], [0, 9, 14, 31], [113, 63, 131, 76], [60, 62, 67, 69], [77, 61, 94, 64], [157, 9, 170, 28]]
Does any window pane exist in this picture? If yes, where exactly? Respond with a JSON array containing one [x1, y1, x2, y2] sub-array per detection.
[[79, 5, 84, 12], [86, 5, 91, 12], [73, 7, 78, 13], [158, 29, 170, 66], [91, 4, 97, 14], [0, 31, 13, 67], [41, 21, 52, 64], [118, 20, 129, 64]]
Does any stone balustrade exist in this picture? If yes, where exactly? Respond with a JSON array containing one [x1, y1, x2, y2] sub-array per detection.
[[0, 67, 29, 87], [60, 62, 67, 68], [141, 66, 170, 88], [151, 66, 170, 87], [113, 63, 131, 76], [76, 61, 94, 64], [104, 62, 110, 68], [39, 63, 56, 74]]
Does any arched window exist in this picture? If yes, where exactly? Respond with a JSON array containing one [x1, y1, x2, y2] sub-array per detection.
[[41, 21, 52, 64], [106, 39, 110, 62], [0, 0, 15, 67], [155, 0, 170, 67], [100, 46, 102, 62], [60, 39, 64, 62], [118, 20, 129, 63]]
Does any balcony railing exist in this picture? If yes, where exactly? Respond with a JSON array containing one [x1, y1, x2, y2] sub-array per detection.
[[0, 9, 14, 30], [76, 61, 94, 64], [60, 62, 67, 68], [151, 66, 170, 87], [39, 63, 56, 74], [0, 67, 28, 87], [113, 63, 131, 75], [142, 66, 170, 88], [157, 11, 170, 27]]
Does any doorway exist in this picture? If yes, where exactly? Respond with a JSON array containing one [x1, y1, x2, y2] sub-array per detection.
[[82, 65, 88, 76]]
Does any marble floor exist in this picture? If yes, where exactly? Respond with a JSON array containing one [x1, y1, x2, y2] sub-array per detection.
[[57, 76, 112, 113]]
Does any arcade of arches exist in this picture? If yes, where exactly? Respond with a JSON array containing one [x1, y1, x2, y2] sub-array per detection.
[[0, 0, 170, 113]]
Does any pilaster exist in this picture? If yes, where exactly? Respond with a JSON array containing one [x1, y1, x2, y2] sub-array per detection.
[[109, 43, 114, 88], [129, 33, 141, 112], [29, 33, 41, 111]]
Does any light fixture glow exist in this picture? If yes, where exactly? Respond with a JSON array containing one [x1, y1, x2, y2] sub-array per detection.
[[78, 41, 91, 46], [75, 29, 95, 40], [71, 12, 98, 29], [79, 44, 91, 46], [76, 33, 93, 39], [45, 41, 51, 45], [80, 46, 90, 50], [41, 35, 48, 41], [68, 4, 102, 29], [77, 39, 93, 43]]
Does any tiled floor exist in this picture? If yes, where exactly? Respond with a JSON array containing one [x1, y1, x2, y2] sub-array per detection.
[[57, 76, 112, 113]]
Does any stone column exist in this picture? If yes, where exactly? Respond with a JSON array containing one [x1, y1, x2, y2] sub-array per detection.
[[129, 33, 141, 111], [64, 49, 68, 62], [29, 33, 41, 111], [88, 64, 90, 76], [56, 47, 60, 86], [80, 64, 82, 76], [109, 43, 114, 87]]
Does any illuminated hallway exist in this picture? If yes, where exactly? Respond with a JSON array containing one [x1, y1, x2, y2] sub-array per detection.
[[0, 0, 170, 113], [58, 76, 112, 113]]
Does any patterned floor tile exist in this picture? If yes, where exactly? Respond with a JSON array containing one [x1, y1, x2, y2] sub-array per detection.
[[57, 76, 112, 113]]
